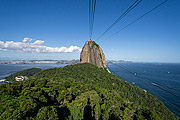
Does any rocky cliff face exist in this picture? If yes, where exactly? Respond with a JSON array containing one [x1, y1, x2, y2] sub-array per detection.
[[80, 40, 106, 68]]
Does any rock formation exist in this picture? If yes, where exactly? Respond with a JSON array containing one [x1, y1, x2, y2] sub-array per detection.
[[80, 40, 106, 68]]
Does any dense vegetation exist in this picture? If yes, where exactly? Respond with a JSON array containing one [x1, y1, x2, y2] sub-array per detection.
[[5, 68, 42, 82], [0, 63, 179, 120]]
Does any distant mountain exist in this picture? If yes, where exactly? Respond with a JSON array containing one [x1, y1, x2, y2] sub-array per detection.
[[0, 63, 179, 119]]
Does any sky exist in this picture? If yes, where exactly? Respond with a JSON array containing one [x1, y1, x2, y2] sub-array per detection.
[[0, 0, 180, 63]]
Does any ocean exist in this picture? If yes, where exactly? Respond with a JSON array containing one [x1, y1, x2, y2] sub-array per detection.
[[0, 63, 179, 117], [107, 63, 180, 117]]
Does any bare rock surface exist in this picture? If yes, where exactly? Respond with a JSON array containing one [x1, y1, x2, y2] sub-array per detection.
[[80, 40, 106, 68]]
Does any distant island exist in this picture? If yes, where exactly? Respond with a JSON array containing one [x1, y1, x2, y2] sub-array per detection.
[[107, 60, 134, 64]]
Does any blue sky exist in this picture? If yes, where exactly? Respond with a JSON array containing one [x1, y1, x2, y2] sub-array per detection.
[[0, 0, 180, 62]]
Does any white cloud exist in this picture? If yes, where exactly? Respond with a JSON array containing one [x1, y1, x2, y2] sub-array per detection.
[[22, 37, 32, 42], [0, 38, 81, 53], [33, 40, 44, 45]]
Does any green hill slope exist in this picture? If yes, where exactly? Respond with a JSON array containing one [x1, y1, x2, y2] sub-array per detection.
[[0, 63, 179, 120], [5, 68, 42, 82]]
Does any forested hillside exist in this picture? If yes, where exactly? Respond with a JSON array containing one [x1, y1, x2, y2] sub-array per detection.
[[5, 68, 42, 82], [0, 63, 179, 120]]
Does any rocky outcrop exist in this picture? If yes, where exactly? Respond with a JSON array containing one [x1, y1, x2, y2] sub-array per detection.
[[80, 40, 106, 68]]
